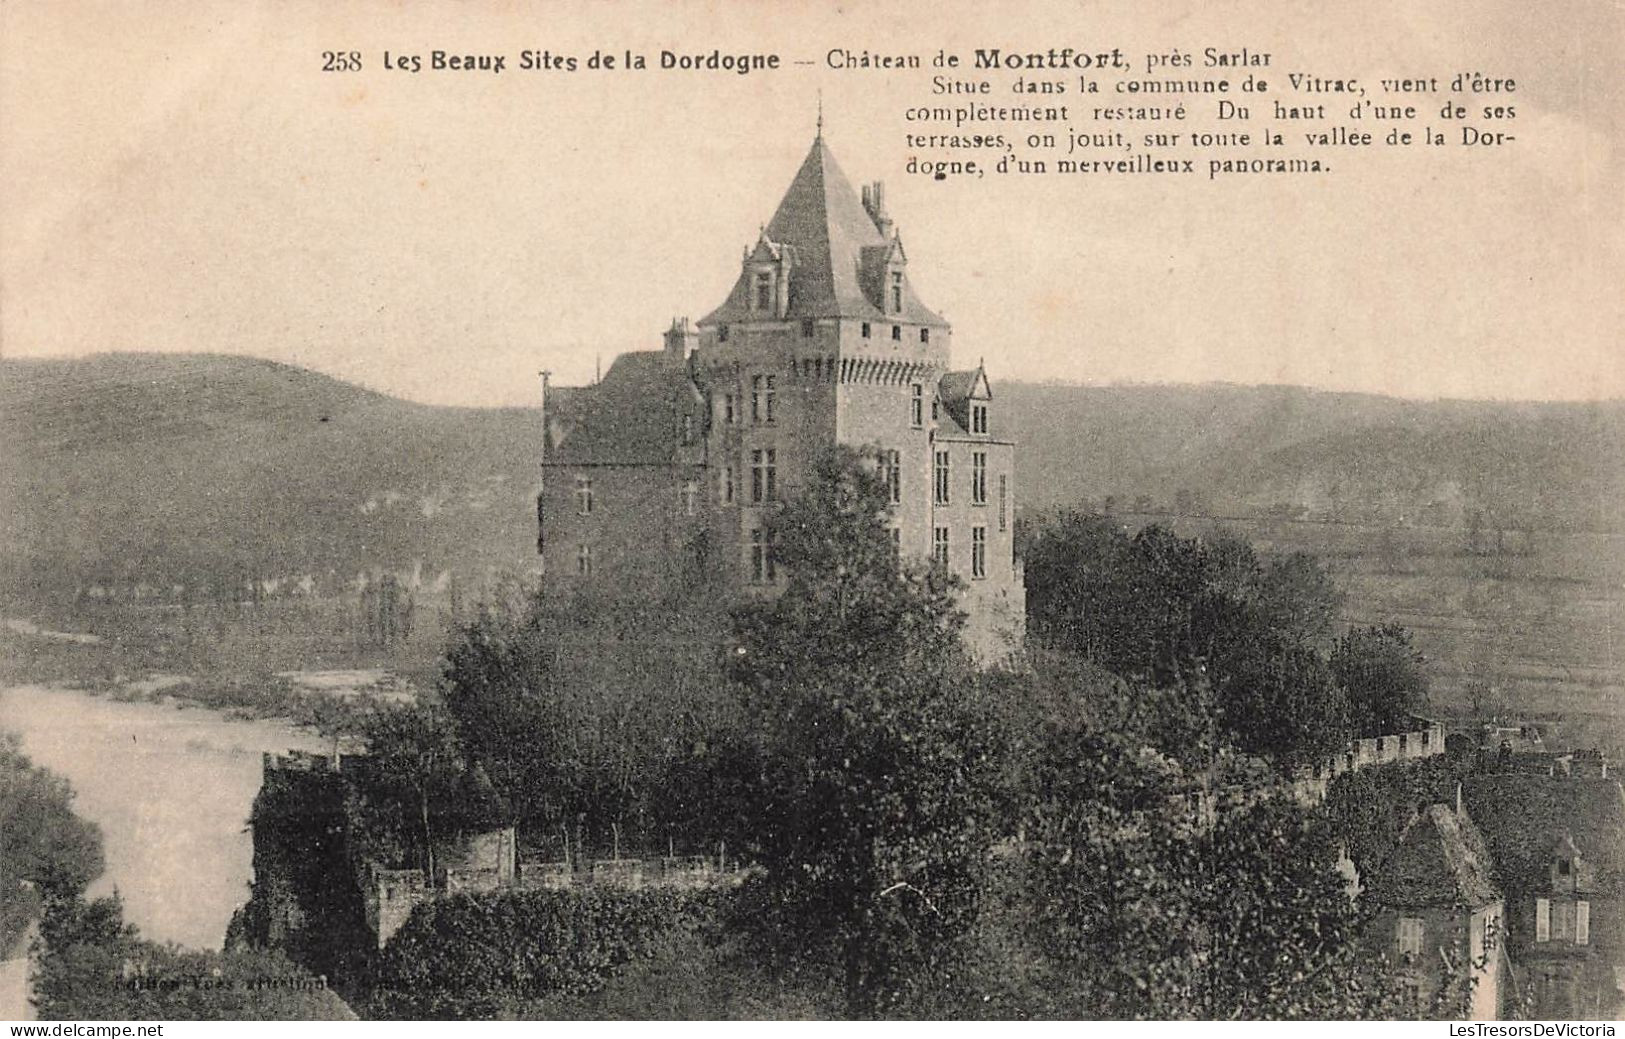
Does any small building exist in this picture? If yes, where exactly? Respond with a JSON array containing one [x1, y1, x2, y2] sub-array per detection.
[[1363, 803, 1505, 1019], [1464, 775, 1625, 1018]]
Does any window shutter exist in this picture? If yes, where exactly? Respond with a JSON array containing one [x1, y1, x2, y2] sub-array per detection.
[[1535, 898, 1551, 943], [1576, 901, 1590, 946]]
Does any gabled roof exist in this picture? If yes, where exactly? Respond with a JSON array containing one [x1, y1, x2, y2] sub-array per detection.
[[701, 138, 946, 327], [937, 366, 991, 436], [546, 352, 700, 466], [1463, 775, 1625, 893], [939, 366, 991, 405], [1364, 804, 1501, 909]]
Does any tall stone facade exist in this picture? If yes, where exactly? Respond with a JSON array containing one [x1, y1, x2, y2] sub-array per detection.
[[538, 133, 1024, 661]]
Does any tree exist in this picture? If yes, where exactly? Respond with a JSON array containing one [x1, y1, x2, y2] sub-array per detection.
[[0, 734, 104, 954], [358, 705, 471, 880], [437, 599, 566, 836], [728, 447, 1007, 1017], [1024, 514, 1350, 766], [1025, 722, 1409, 1020], [1332, 624, 1429, 738]]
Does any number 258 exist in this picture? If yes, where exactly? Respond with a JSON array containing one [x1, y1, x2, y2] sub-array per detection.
[[323, 51, 362, 72]]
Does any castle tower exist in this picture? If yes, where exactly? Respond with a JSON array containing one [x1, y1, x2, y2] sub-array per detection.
[[539, 134, 1024, 661]]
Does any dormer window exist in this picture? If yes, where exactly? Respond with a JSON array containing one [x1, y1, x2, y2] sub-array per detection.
[[1558, 858, 1572, 877], [890, 270, 903, 312], [920, 328, 930, 344], [892, 325, 902, 341], [719, 324, 730, 342], [755, 272, 772, 311], [972, 403, 988, 435], [861, 322, 871, 338]]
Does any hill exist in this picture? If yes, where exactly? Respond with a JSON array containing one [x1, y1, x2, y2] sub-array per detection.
[[0, 353, 542, 601], [1, 353, 1620, 732]]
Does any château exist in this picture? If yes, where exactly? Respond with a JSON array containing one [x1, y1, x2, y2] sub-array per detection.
[[537, 131, 1025, 660]]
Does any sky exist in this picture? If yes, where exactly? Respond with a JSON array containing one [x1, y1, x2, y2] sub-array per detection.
[[2, 0, 1621, 406]]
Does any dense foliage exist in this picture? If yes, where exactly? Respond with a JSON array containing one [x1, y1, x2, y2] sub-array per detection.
[[0, 733, 103, 955], [725, 447, 1008, 1016], [1023, 510, 1433, 767], [367, 887, 722, 1019], [34, 895, 347, 1020]]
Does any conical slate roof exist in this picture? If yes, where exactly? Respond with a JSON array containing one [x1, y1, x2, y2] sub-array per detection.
[[701, 137, 946, 327]]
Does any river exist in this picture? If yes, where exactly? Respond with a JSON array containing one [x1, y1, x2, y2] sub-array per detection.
[[0, 684, 327, 951]]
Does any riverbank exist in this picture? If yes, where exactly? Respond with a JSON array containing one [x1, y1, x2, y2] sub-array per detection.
[[1, 684, 329, 950]]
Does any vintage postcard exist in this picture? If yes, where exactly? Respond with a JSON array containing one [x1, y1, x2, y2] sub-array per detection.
[[1, 0, 1620, 1026]]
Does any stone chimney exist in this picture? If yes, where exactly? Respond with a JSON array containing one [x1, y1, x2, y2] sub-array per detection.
[[664, 316, 698, 360], [862, 180, 894, 238]]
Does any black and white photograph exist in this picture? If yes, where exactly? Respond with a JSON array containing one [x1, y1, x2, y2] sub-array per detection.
[[1, 0, 1621, 1025]]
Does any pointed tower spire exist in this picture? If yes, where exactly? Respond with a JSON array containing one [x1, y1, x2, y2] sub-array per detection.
[[816, 90, 824, 140]]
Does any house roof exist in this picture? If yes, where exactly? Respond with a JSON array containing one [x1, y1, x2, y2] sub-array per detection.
[[701, 137, 946, 327], [1463, 775, 1625, 893], [937, 367, 990, 436], [1364, 804, 1501, 909], [545, 351, 700, 466]]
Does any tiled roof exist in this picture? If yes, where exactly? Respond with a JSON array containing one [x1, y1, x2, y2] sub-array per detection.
[[701, 138, 946, 327], [1365, 804, 1501, 909], [545, 352, 699, 466], [1463, 775, 1625, 893]]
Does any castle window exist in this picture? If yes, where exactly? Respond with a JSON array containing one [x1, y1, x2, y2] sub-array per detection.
[[1536, 898, 1550, 942], [574, 475, 594, 515], [1577, 901, 1590, 945], [724, 394, 736, 425], [749, 529, 777, 583], [536, 494, 545, 552], [890, 527, 901, 567], [885, 450, 901, 504], [681, 480, 699, 516], [972, 452, 987, 505], [751, 448, 777, 504], [751, 375, 777, 423], [932, 399, 940, 421], [933, 527, 949, 568], [910, 385, 923, 427], [972, 403, 988, 435], [801, 319, 815, 338], [998, 475, 1008, 531], [722, 466, 734, 505], [934, 451, 950, 505], [920, 328, 930, 343], [576, 544, 592, 577], [719, 324, 730, 342], [892, 324, 902, 341], [1397, 916, 1423, 960], [862, 322, 871, 339], [891, 271, 903, 312], [755, 272, 772, 311], [682, 414, 695, 444], [972, 525, 987, 579]]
